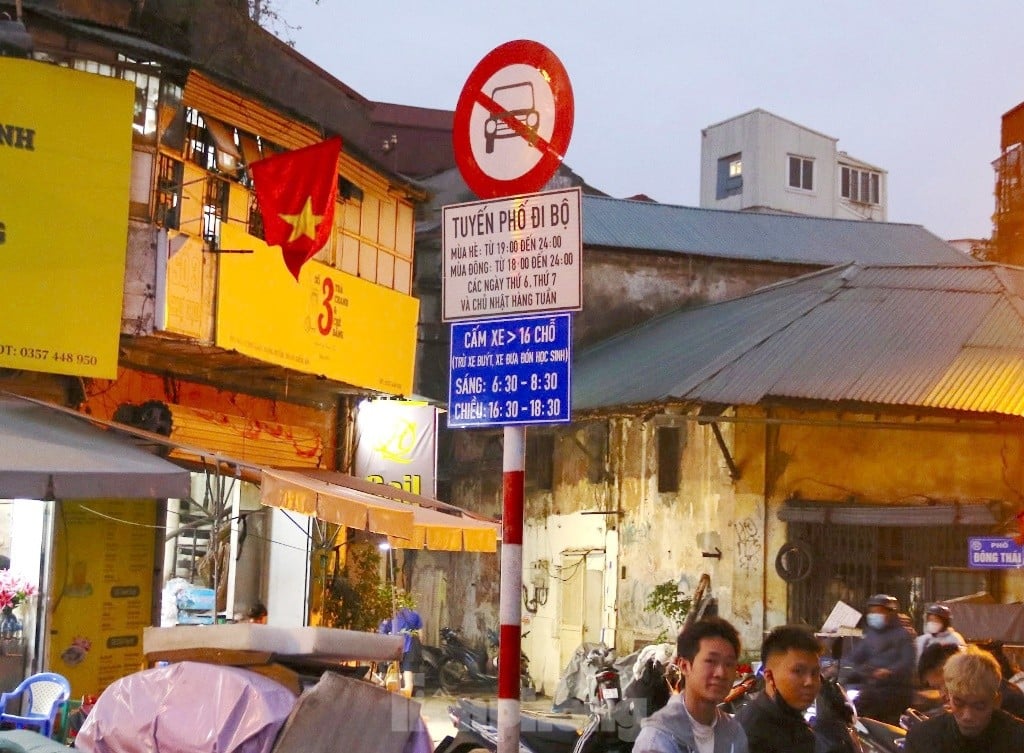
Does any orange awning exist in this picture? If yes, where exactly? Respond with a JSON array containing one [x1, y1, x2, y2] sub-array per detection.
[[259, 469, 498, 552]]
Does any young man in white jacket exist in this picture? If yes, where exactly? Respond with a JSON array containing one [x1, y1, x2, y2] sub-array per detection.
[[633, 616, 748, 753]]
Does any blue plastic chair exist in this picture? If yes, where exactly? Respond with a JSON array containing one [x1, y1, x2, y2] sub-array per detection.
[[0, 672, 71, 738]]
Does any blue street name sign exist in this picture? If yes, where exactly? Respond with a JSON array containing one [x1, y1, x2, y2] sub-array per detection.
[[448, 313, 571, 428], [967, 537, 1024, 569]]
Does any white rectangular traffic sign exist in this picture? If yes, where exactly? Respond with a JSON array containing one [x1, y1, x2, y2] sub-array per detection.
[[442, 187, 582, 322]]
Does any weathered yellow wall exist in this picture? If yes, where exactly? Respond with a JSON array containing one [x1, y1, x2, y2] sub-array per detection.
[[613, 415, 753, 651], [734, 406, 1024, 619]]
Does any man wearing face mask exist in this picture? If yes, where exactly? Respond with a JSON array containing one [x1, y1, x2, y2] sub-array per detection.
[[915, 604, 965, 661], [736, 625, 821, 753], [839, 594, 916, 725]]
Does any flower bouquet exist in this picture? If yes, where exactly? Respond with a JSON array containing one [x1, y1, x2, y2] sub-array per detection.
[[0, 569, 37, 610]]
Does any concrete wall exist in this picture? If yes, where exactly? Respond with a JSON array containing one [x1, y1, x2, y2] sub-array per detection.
[[578, 249, 818, 347], [450, 414, 761, 678]]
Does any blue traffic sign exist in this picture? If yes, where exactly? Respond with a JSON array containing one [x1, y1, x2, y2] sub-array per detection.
[[968, 537, 1024, 569], [448, 313, 571, 428]]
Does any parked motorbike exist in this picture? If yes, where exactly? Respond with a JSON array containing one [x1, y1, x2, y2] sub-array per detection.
[[425, 627, 533, 696], [435, 644, 640, 753], [570, 645, 638, 753], [838, 687, 906, 753], [489, 628, 537, 700]]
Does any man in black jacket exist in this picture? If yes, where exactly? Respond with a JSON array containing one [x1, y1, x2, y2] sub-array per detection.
[[736, 625, 821, 753], [905, 645, 1024, 752]]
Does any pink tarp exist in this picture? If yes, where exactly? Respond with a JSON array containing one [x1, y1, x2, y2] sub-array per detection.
[[75, 662, 295, 753]]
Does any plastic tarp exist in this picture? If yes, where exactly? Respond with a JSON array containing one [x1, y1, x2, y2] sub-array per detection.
[[270, 671, 431, 753], [945, 602, 1024, 643], [74, 662, 295, 753]]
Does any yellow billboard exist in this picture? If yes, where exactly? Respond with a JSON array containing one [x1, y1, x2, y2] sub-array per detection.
[[217, 223, 419, 395], [0, 59, 134, 379], [51, 500, 158, 698]]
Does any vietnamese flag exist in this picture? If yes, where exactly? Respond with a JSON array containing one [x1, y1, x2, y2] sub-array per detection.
[[250, 136, 342, 279]]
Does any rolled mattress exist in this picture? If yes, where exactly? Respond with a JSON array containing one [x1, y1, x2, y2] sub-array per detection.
[[143, 624, 404, 662]]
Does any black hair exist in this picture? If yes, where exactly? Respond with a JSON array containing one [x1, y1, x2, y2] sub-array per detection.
[[677, 616, 742, 663], [246, 602, 268, 619], [974, 639, 1018, 680], [760, 625, 821, 665], [917, 642, 960, 682]]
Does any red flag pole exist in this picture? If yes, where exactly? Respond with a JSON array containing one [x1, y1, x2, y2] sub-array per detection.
[[498, 425, 525, 753]]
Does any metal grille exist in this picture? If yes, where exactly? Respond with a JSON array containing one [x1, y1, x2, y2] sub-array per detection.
[[786, 522, 994, 629]]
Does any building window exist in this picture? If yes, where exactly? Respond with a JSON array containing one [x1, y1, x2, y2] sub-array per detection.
[[155, 153, 183, 229], [526, 433, 555, 491], [202, 175, 229, 247], [248, 192, 265, 240], [788, 155, 814, 191], [185, 108, 216, 171], [657, 426, 681, 493], [841, 166, 881, 205], [716, 152, 743, 199]]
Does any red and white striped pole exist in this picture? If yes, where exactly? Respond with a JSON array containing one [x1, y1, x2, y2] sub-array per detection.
[[497, 424, 525, 753]]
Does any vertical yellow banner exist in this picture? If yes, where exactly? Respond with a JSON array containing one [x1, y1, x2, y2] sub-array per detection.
[[51, 500, 157, 697], [0, 59, 134, 378]]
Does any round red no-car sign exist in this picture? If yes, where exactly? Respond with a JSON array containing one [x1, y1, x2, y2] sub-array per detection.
[[453, 39, 574, 199]]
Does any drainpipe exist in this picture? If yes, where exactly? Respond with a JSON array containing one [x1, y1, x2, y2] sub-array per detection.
[[762, 408, 775, 636]]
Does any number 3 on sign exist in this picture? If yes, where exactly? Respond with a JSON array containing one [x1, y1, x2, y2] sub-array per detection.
[[317, 277, 334, 335]]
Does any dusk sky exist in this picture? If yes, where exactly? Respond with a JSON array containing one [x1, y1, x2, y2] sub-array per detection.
[[275, 1, 1024, 241]]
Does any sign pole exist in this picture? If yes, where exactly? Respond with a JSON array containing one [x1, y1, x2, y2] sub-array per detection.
[[448, 39, 576, 753], [498, 424, 525, 752]]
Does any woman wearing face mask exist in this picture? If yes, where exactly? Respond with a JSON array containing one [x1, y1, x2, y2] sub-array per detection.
[[838, 594, 917, 725], [915, 604, 965, 661]]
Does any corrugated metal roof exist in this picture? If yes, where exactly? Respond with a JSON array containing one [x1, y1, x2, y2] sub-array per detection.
[[573, 264, 1024, 418], [582, 196, 972, 266], [56, 19, 191, 63]]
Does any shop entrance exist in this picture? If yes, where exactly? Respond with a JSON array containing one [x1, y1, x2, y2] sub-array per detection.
[[786, 521, 997, 629]]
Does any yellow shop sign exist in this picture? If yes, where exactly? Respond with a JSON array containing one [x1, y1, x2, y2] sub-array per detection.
[[0, 59, 134, 378], [217, 223, 418, 395]]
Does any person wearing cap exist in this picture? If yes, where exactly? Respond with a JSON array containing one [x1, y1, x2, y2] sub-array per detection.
[[915, 604, 965, 661], [838, 594, 916, 725]]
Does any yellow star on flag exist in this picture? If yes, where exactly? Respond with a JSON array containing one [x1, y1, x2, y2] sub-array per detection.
[[279, 196, 323, 243]]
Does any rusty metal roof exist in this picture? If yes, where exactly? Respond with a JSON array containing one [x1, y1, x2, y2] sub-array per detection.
[[582, 196, 972, 266], [573, 264, 1024, 417]]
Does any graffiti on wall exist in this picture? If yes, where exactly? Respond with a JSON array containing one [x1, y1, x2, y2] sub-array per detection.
[[733, 516, 761, 574], [620, 577, 668, 633]]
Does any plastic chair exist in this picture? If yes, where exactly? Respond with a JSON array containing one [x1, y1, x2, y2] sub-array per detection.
[[0, 672, 71, 738]]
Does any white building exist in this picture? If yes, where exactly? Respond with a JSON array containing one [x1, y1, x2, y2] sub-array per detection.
[[699, 109, 887, 222]]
